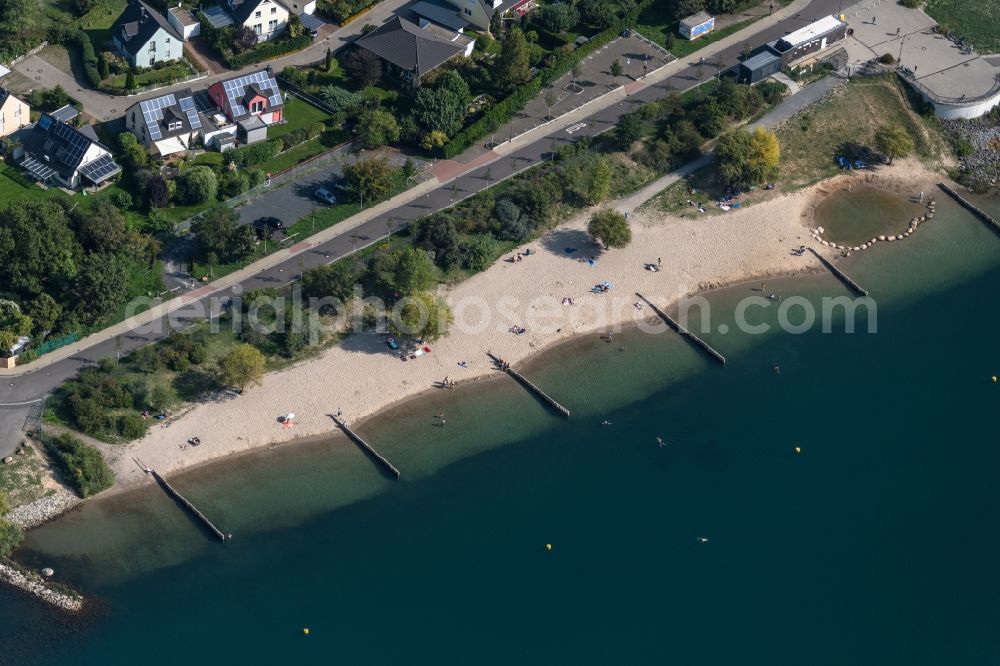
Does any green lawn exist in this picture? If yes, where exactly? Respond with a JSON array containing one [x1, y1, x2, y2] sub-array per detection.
[[268, 96, 333, 140], [258, 128, 351, 174], [78, 0, 128, 45], [924, 0, 1000, 54], [0, 165, 73, 203]]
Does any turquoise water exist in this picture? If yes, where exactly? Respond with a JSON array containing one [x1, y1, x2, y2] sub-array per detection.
[[2, 193, 1000, 665]]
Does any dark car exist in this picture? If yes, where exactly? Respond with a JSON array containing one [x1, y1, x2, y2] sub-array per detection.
[[252, 216, 284, 239]]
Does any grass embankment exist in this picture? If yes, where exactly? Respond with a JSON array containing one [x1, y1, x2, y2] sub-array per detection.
[[646, 76, 950, 215], [0, 442, 53, 508], [924, 0, 1000, 54]]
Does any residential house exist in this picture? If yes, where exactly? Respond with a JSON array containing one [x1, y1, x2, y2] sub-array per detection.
[[112, 0, 184, 68], [0, 88, 29, 137], [17, 114, 121, 189], [125, 88, 202, 156], [207, 69, 284, 125], [226, 0, 289, 42], [439, 0, 501, 32], [355, 16, 473, 90]]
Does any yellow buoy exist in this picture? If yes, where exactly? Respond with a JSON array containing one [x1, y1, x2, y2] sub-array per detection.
[[303, 628, 310, 635], [794, 447, 801, 454], [993, 376, 997, 383], [545, 543, 552, 551]]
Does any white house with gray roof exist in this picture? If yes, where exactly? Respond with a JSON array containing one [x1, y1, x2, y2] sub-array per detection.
[[111, 0, 183, 68], [125, 88, 203, 156]]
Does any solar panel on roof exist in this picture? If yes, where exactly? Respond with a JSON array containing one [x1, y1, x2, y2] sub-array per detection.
[[221, 70, 281, 119], [79, 154, 120, 183]]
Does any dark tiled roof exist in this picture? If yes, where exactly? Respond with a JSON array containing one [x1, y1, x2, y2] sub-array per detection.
[[112, 0, 181, 55], [410, 0, 469, 32], [356, 16, 463, 77]]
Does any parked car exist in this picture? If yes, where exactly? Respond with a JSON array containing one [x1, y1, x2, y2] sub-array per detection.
[[252, 216, 284, 239], [314, 187, 337, 205]]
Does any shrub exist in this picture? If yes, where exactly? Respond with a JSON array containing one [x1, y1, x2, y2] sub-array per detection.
[[879, 53, 896, 65], [898, 0, 920, 7], [118, 413, 148, 440], [178, 166, 218, 204], [461, 236, 498, 272], [588, 209, 631, 249], [229, 140, 282, 168], [46, 433, 115, 498], [954, 136, 974, 158], [224, 33, 312, 69]]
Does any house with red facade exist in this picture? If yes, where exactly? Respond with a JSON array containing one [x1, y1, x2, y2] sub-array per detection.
[[206, 69, 284, 125]]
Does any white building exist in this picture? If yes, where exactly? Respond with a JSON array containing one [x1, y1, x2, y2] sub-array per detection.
[[125, 88, 203, 156], [227, 0, 290, 41], [0, 88, 29, 137]]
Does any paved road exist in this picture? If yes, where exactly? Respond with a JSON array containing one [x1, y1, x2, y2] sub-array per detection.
[[0, 0, 844, 456]]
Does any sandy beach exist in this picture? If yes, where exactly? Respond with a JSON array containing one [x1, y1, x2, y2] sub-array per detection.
[[104, 160, 941, 488]]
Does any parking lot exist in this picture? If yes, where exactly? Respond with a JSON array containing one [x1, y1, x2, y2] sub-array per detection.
[[235, 149, 420, 231]]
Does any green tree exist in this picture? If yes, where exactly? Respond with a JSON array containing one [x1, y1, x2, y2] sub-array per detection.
[[587, 157, 612, 205], [357, 108, 400, 148], [26, 293, 61, 336], [872, 124, 914, 165], [610, 59, 623, 80], [414, 84, 468, 138], [495, 27, 531, 94], [74, 253, 130, 324], [588, 209, 632, 248], [579, 0, 615, 27], [461, 235, 498, 271], [615, 111, 643, 151], [220, 343, 266, 389], [0, 490, 8, 516], [303, 261, 361, 302], [0, 200, 81, 296], [715, 127, 781, 189], [534, 2, 578, 33], [394, 248, 436, 295], [343, 46, 382, 86], [390, 291, 453, 341], [76, 200, 138, 254], [191, 204, 239, 262], [343, 156, 395, 203], [125, 68, 136, 91], [178, 166, 218, 204], [489, 8, 502, 36]]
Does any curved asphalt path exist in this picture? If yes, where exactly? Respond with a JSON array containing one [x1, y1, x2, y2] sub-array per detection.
[[0, 0, 842, 453]]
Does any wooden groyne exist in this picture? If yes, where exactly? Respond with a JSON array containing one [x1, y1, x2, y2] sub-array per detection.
[[807, 248, 869, 297], [330, 416, 401, 478], [938, 182, 1000, 233], [134, 458, 230, 542], [487, 353, 571, 417], [635, 293, 726, 365]]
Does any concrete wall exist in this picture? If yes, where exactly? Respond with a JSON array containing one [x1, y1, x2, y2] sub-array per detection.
[[929, 91, 1000, 120]]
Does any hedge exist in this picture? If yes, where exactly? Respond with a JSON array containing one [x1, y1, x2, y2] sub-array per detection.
[[226, 139, 282, 167], [317, 0, 382, 24], [67, 30, 102, 89], [224, 34, 313, 69], [441, 0, 653, 158]]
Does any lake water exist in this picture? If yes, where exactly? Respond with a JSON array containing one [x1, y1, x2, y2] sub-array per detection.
[[2, 191, 999, 665], [813, 185, 927, 245]]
